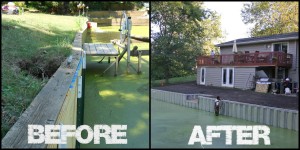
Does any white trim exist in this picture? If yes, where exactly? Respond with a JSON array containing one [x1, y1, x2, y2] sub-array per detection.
[[221, 67, 234, 87], [200, 67, 206, 85]]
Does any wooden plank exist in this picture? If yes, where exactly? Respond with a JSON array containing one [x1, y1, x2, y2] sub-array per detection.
[[100, 44, 108, 55], [89, 43, 97, 55], [84, 43, 118, 56], [106, 43, 118, 55], [95, 43, 104, 54], [87, 43, 92, 55], [86, 43, 91, 55], [102, 44, 110, 54], [83, 43, 88, 52]]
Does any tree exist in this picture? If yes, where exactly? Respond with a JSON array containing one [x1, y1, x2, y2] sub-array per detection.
[[241, 2, 299, 37], [151, 2, 222, 83], [200, 11, 223, 55]]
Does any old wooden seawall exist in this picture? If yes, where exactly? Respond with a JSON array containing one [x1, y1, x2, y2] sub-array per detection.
[[1, 25, 88, 148]]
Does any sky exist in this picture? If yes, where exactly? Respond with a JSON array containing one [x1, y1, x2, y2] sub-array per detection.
[[151, 2, 255, 43], [203, 2, 254, 42]]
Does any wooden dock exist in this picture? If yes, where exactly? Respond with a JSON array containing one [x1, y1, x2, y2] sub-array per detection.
[[83, 43, 118, 56], [83, 43, 119, 76]]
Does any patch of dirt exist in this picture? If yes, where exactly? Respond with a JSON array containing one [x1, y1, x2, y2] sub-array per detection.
[[17, 53, 65, 79], [152, 81, 298, 110]]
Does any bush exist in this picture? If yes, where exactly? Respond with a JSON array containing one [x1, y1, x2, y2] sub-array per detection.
[[14, 2, 26, 8], [24, 1, 142, 14]]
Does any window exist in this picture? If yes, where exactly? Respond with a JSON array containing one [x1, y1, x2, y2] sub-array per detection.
[[273, 43, 288, 53], [200, 68, 205, 85], [222, 68, 234, 87], [223, 69, 227, 84], [229, 69, 233, 84]]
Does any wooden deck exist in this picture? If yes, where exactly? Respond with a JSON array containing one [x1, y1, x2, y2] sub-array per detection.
[[197, 51, 292, 67], [83, 43, 118, 56], [83, 43, 119, 76]]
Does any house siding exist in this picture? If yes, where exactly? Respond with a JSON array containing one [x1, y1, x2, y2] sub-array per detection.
[[234, 67, 256, 90], [287, 40, 299, 84], [196, 67, 256, 89], [220, 42, 273, 55], [220, 40, 296, 55], [203, 67, 222, 87]]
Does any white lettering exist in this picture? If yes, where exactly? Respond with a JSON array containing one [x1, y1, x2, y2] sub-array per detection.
[[188, 125, 270, 145], [28, 124, 128, 145]]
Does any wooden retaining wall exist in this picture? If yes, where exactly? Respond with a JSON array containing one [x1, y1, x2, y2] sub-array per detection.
[[1, 26, 88, 148], [89, 10, 149, 26], [151, 89, 299, 131]]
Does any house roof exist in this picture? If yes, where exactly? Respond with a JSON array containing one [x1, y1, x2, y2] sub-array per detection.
[[216, 32, 299, 47]]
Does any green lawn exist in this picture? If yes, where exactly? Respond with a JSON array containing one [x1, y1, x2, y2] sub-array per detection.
[[98, 26, 149, 37], [152, 75, 197, 87], [1, 13, 86, 139]]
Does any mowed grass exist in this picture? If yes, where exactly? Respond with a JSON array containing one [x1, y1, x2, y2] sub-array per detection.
[[98, 26, 149, 37], [151, 75, 197, 87], [1, 13, 86, 139]]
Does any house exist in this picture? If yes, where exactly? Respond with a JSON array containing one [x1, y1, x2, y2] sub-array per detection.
[[196, 32, 299, 92]]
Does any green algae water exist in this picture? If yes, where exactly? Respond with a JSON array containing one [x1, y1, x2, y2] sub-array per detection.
[[80, 56, 149, 148], [80, 26, 149, 148], [151, 99, 298, 148]]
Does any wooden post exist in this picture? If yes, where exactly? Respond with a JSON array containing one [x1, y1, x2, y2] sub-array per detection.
[[115, 56, 118, 76], [137, 50, 142, 74], [127, 17, 132, 73], [275, 66, 278, 80]]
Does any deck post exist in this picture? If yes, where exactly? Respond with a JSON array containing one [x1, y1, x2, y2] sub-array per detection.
[[115, 56, 118, 76], [127, 17, 132, 73], [137, 50, 142, 74], [275, 66, 278, 79]]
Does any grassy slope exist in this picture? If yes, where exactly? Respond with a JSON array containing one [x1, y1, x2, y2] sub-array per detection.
[[1, 13, 85, 138], [151, 75, 197, 87]]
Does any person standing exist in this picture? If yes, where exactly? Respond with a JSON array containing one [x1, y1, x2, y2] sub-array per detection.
[[214, 96, 222, 116], [211, 50, 215, 64]]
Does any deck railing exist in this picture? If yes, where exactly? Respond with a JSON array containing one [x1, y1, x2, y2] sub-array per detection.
[[197, 51, 292, 67]]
